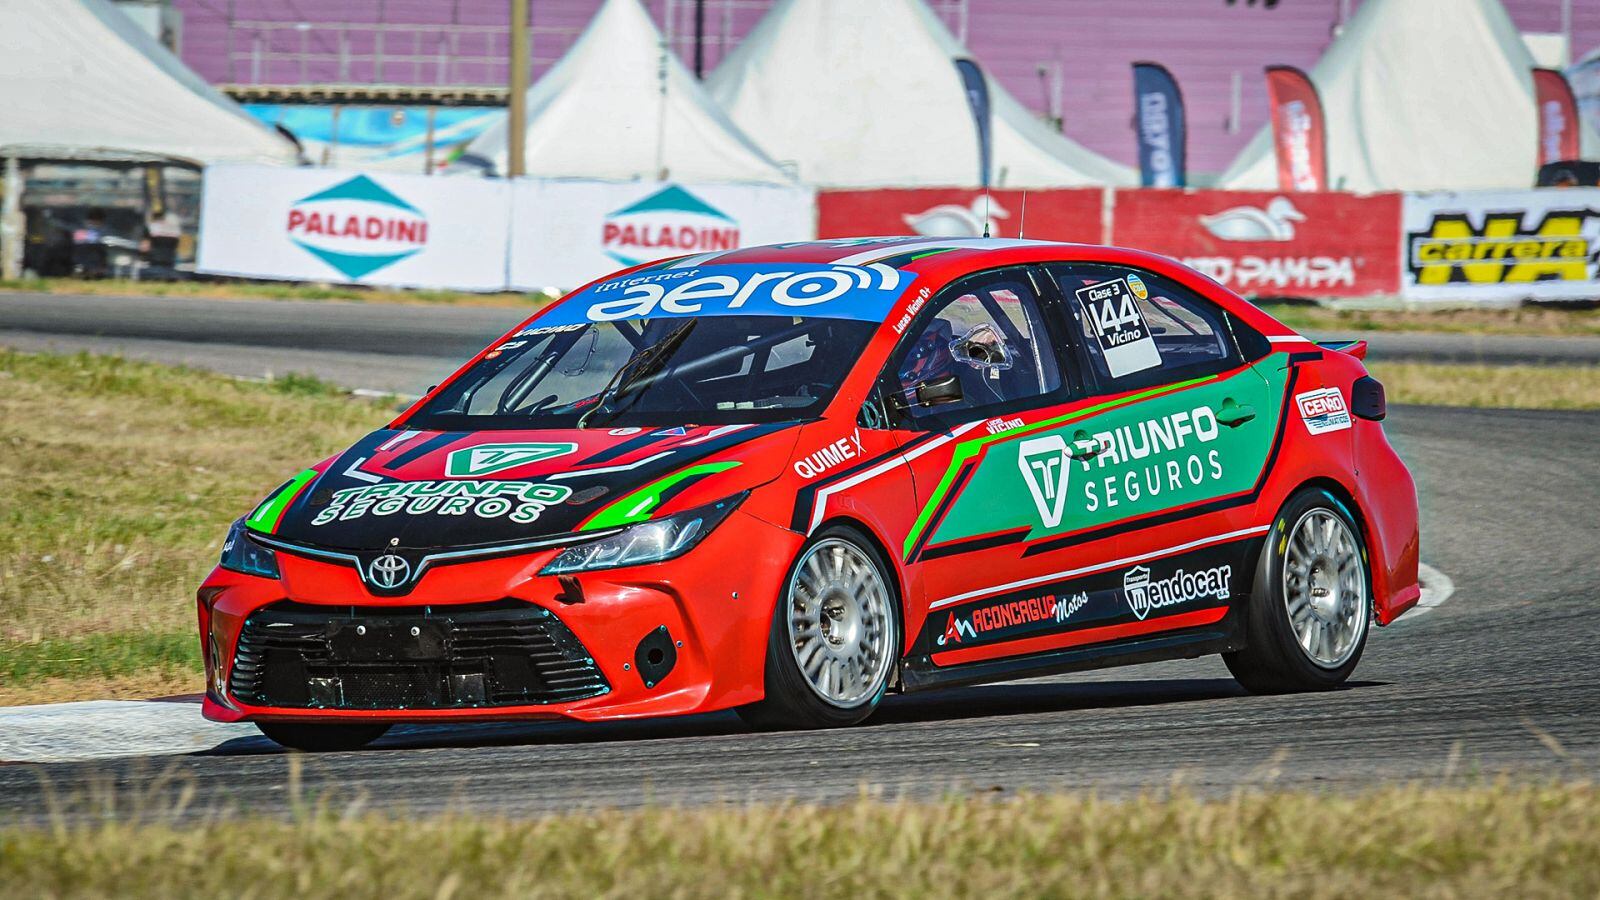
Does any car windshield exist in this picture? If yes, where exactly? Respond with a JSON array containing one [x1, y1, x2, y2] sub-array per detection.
[[405, 314, 878, 430]]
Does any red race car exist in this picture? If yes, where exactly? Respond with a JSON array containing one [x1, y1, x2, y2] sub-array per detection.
[[198, 238, 1420, 751]]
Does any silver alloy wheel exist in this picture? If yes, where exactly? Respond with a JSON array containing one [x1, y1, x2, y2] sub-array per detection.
[[785, 538, 894, 707], [1282, 508, 1369, 669]]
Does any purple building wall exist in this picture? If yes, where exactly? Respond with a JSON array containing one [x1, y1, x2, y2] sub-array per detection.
[[171, 0, 1600, 175]]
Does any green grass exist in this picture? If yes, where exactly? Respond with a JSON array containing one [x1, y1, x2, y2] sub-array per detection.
[[0, 350, 391, 703], [0, 632, 196, 684], [1371, 363, 1600, 410], [0, 277, 547, 308], [2, 782, 1597, 898], [1261, 302, 1600, 337]]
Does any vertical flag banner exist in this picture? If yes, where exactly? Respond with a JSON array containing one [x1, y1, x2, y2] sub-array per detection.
[[1533, 68, 1581, 165], [954, 58, 994, 189], [1265, 66, 1327, 192], [1132, 62, 1187, 187]]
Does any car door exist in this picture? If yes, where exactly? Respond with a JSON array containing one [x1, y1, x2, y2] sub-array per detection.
[[870, 266, 1125, 670], [1037, 262, 1280, 630]]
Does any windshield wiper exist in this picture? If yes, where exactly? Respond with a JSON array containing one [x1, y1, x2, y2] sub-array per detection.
[[576, 319, 697, 429]]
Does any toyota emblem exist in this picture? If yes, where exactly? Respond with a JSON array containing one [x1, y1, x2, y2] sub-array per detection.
[[367, 553, 411, 590]]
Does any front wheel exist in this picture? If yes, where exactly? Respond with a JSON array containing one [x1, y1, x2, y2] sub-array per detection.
[[737, 526, 900, 730], [257, 722, 391, 752], [1225, 488, 1371, 693]]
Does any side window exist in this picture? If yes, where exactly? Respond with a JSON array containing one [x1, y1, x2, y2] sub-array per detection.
[[1048, 264, 1236, 392], [890, 271, 1063, 420]]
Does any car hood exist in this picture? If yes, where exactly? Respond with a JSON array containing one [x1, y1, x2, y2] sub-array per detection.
[[250, 422, 799, 552]]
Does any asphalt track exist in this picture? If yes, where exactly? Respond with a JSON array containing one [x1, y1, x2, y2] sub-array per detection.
[[2, 292, 1599, 397], [1, 293, 1598, 821]]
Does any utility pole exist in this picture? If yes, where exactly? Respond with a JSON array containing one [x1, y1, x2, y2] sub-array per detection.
[[693, 0, 706, 79], [508, 0, 530, 177]]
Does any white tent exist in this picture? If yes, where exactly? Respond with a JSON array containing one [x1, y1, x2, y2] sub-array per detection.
[[0, 0, 299, 166], [1219, 0, 1600, 192], [465, 0, 790, 184], [705, 0, 1135, 188]]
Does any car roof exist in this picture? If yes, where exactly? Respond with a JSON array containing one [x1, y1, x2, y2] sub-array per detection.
[[542, 236, 1291, 338]]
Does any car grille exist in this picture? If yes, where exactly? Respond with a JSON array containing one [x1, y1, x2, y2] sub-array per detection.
[[229, 599, 609, 710]]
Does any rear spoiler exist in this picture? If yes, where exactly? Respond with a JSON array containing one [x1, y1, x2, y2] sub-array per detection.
[[1316, 339, 1368, 361]]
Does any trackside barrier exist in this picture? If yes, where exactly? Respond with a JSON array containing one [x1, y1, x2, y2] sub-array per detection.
[[196, 168, 1600, 303], [195, 164, 815, 292], [817, 187, 1600, 303]]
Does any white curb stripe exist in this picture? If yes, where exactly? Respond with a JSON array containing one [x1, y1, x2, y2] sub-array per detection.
[[0, 700, 257, 764]]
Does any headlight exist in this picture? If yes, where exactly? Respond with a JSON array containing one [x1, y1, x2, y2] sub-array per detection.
[[219, 518, 280, 579], [541, 494, 745, 575]]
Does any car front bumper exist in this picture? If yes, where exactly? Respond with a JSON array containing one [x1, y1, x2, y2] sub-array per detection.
[[198, 510, 801, 724]]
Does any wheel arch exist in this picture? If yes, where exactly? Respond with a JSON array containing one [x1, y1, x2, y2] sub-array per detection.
[[807, 515, 911, 679], [1256, 477, 1374, 615]]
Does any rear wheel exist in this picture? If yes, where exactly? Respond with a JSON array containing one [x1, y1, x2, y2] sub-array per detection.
[[1225, 488, 1371, 693], [257, 722, 391, 752], [737, 526, 899, 730]]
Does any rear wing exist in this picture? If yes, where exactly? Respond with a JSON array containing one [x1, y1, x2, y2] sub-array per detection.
[[1315, 339, 1368, 361]]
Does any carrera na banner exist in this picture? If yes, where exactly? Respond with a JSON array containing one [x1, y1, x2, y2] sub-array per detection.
[[197, 164, 511, 290], [1265, 66, 1327, 193], [1403, 188, 1600, 302], [1111, 189, 1401, 297], [818, 188, 1105, 243], [509, 179, 815, 291]]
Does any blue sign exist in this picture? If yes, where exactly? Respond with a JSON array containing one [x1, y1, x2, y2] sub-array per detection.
[[954, 58, 994, 189], [1132, 62, 1187, 188], [536, 263, 913, 326]]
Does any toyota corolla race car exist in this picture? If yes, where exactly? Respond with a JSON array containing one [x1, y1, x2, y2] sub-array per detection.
[[199, 237, 1420, 751]]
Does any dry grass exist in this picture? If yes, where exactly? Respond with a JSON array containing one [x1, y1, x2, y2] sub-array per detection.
[[1, 781, 1596, 898], [1371, 363, 1600, 410], [0, 277, 545, 308], [1264, 302, 1600, 337], [0, 350, 391, 702]]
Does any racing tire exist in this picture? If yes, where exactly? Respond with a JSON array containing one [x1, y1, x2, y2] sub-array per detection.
[[257, 722, 391, 752], [737, 525, 900, 730], [1225, 488, 1372, 694]]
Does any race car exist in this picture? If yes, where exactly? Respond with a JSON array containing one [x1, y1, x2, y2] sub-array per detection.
[[198, 237, 1420, 751]]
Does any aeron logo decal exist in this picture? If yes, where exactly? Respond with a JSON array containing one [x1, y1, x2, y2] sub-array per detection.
[[286, 175, 428, 279], [570, 262, 908, 324]]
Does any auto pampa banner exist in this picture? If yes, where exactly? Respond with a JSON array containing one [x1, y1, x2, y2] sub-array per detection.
[[197, 164, 511, 291], [817, 189, 1105, 243], [1111, 189, 1401, 298], [1403, 189, 1600, 302], [509, 180, 815, 291]]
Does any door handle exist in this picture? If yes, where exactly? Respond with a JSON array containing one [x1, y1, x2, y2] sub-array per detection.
[[1068, 429, 1101, 460], [1215, 399, 1256, 427]]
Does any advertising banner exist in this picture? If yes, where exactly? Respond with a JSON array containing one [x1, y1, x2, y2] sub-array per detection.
[[1403, 188, 1600, 302], [1533, 68, 1581, 166], [817, 188, 1105, 244], [508, 180, 815, 291], [197, 165, 511, 290], [953, 58, 994, 189], [1111, 189, 1401, 298], [1265, 66, 1327, 193], [1132, 62, 1187, 188]]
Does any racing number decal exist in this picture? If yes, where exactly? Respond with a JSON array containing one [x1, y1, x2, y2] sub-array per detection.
[[1076, 278, 1161, 377]]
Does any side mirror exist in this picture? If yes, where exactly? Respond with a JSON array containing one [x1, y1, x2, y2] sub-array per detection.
[[913, 375, 964, 407]]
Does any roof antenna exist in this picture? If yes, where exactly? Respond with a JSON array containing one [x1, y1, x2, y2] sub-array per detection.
[[1018, 190, 1028, 239], [982, 188, 992, 238]]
